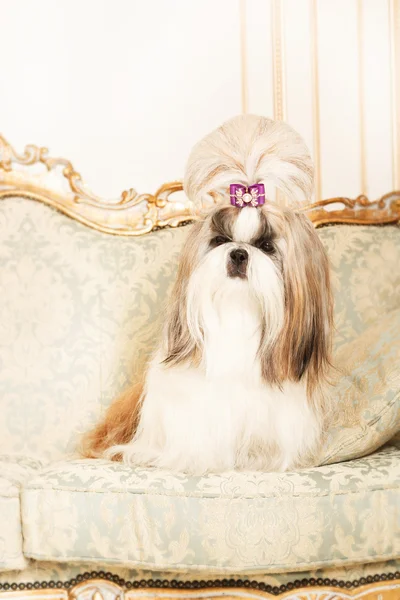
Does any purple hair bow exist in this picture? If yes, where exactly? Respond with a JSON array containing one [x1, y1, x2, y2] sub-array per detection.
[[230, 183, 265, 207]]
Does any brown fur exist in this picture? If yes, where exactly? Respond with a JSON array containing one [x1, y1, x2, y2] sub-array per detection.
[[80, 382, 143, 459], [260, 210, 333, 395], [81, 215, 212, 460], [210, 205, 237, 239], [81, 205, 333, 461], [162, 221, 203, 367]]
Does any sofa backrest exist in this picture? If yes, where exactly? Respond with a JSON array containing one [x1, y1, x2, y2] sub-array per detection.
[[0, 198, 190, 461], [318, 223, 400, 351], [0, 197, 399, 462]]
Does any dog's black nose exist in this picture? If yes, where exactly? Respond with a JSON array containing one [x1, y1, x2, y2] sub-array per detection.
[[230, 248, 248, 266]]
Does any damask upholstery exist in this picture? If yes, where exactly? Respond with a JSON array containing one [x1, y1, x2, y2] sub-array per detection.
[[0, 198, 190, 463], [22, 441, 400, 572], [321, 309, 400, 465], [0, 455, 42, 571], [317, 224, 400, 464], [0, 199, 398, 466], [0, 197, 399, 589], [318, 223, 400, 350]]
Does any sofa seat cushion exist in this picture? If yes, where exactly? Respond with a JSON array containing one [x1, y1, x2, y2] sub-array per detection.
[[0, 455, 43, 571], [22, 444, 400, 573]]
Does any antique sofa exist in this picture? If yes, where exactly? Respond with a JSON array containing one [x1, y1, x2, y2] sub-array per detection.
[[0, 135, 399, 600]]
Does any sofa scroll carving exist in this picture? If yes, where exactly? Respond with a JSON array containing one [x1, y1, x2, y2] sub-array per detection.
[[301, 191, 400, 227], [1, 135, 400, 233], [0, 135, 400, 600], [0, 135, 191, 236]]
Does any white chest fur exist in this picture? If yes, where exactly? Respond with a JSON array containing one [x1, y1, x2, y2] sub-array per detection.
[[120, 283, 321, 475]]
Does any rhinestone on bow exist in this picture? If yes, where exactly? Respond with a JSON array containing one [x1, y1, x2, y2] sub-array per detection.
[[230, 183, 266, 207]]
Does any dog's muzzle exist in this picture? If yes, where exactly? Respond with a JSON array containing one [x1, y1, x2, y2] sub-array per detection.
[[228, 248, 248, 279]]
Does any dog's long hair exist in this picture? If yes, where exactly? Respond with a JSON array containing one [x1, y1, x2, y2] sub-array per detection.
[[184, 114, 314, 209], [82, 115, 332, 472], [162, 206, 332, 394]]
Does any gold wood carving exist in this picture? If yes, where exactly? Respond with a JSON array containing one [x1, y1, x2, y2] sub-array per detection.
[[1, 135, 400, 234], [301, 191, 400, 227], [0, 578, 400, 600], [0, 136, 193, 236]]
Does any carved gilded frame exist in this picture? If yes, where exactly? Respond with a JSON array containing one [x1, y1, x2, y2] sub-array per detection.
[[1, 136, 400, 232], [0, 137, 400, 598]]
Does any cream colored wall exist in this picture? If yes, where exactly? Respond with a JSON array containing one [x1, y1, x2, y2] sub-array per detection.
[[0, 0, 398, 201]]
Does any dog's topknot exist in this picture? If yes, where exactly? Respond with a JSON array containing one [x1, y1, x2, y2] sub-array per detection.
[[184, 114, 314, 209]]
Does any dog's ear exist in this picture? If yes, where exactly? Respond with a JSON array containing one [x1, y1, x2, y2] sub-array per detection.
[[162, 222, 203, 367], [267, 212, 333, 393]]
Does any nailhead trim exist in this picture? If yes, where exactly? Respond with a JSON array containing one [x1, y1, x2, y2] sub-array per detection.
[[0, 570, 399, 596]]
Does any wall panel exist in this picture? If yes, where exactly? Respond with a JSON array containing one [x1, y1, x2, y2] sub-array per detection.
[[0, 0, 398, 200]]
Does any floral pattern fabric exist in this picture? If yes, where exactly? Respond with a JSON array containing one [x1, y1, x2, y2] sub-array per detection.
[[0, 455, 43, 571], [22, 441, 400, 572], [0, 198, 399, 579], [320, 309, 400, 465], [318, 224, 400, 350], [0, 199, 189, 462], [316, 224, 400, 464], [0, 200, 399, 465]]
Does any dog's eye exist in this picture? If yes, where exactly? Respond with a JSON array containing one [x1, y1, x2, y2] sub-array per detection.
[[258, 239, 275, 254], [212, 235, 230, 246]]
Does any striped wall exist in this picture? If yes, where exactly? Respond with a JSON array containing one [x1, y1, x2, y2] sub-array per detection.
[[241, 0, 400, 200], [0, 0, 398, 201]]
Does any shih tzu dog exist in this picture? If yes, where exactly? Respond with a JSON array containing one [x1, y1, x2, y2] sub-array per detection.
[[83, 115, 333, 474]]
